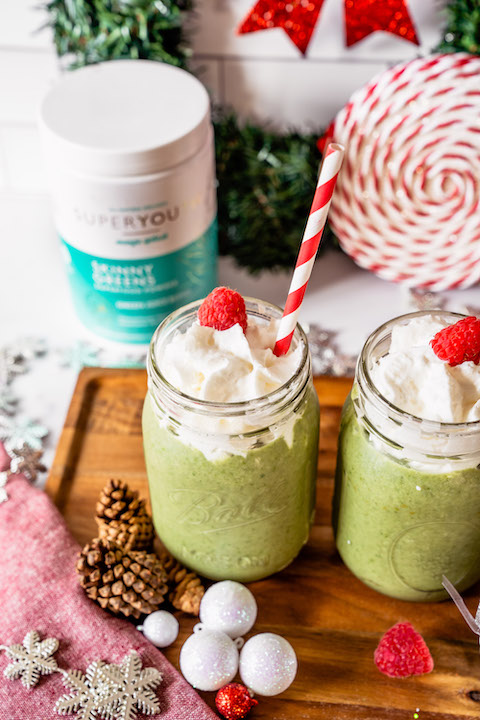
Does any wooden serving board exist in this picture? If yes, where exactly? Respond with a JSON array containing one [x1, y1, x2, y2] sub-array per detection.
[[46, 368, 480, 720]]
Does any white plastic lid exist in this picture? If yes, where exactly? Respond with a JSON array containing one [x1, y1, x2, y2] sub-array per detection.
[[39, 60, 211, 176]]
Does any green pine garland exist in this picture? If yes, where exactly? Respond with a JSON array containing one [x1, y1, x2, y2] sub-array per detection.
[[214, 112, 327, 273], [43, 0, 193, 69], [437, 0, 480, 55], [42, 0, 479, 272]]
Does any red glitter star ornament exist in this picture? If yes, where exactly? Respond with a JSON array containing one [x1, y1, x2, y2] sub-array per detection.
[[237, 0, 419, 54], [237, 0, 326, 55], [344, 0, 419, 47]]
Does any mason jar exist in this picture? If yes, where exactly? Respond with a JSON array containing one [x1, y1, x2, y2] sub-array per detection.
[[143, 298, 320, 582], [333, 311, 480, 602]]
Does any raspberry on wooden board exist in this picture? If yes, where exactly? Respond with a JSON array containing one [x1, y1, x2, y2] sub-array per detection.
[[374, 622, 434, 679]]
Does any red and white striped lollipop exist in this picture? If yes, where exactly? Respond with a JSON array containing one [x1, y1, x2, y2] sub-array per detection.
[[329, 53, 480, 290], [274, 143, 344, 356]]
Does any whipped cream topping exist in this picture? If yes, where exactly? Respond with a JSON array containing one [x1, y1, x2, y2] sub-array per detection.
[[158, 318, 302, 403], [151, 316, 305, 460], [370, 316, 480, 423]]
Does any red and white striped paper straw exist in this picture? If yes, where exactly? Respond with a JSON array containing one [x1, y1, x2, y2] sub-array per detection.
[[273, 142, 344, 357]]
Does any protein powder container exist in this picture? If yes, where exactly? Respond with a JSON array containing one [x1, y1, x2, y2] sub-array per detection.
[[39, 60, 217, 344]]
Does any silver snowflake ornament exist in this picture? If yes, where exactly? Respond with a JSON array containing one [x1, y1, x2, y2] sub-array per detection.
[[0, 337, 46, 387], [2, 630, 59, 688], [10, 444, 47, 482], [0, 386, 18, 415], [0, 416, 48, 452], [0, 348, 26, 387], [406, 287, 446, 312], [306, 324, 356, 377], [108, 353, 146, 370], [57, 342, 100, 372], [0, 471, 9, 504], [8, 337, 47, 361], [56, 661, 118, 720], [55, 651, 162, 720], [98, 651, 162, 720]]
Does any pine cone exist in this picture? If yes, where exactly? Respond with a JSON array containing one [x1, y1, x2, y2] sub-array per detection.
[[76, 539, 168, 619], [156, 547, 205, 616], [95, 479, 154, 551]]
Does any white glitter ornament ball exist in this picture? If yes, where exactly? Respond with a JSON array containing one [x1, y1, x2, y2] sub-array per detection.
[[138, 610, 179, 648], [200, 581, 257, 639], [239, 633, 297, 696], [180, 628, 240, 691]]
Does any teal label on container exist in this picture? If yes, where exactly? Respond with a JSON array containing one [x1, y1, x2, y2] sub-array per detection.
[[61, 220, 217, 343]]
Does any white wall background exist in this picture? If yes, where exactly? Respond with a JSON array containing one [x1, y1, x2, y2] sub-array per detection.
[[0, 0, 446, 197], [188, 0, 445, 130]]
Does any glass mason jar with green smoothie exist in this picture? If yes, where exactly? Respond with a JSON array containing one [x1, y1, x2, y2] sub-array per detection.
[[143, 294, 319, 582], [333, 311, 480, 602]]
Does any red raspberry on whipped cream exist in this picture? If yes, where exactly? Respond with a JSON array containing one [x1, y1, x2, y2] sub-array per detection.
[[198, 287, 248, 334], [430, 316, 480, 367]]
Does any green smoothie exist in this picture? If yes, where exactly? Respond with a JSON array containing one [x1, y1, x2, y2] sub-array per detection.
[[143, 384, 319, 582], [333, 395, 480, 601]]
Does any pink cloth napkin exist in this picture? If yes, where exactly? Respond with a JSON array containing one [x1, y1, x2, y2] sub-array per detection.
[[0, 474, 217, 720]]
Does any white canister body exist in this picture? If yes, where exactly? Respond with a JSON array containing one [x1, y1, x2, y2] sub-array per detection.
[[40, 61, 217, 344]]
